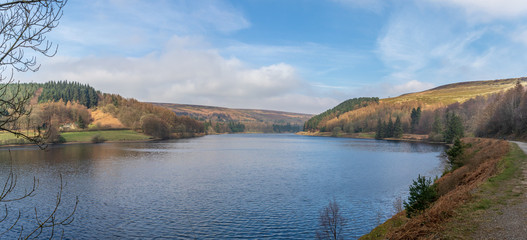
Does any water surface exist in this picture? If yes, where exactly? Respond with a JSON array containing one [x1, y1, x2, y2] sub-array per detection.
[[0, 134, 445, 239]]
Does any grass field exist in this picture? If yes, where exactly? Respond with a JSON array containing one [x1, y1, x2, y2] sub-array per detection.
[[0, 130, 152, 145], [61, 130, 152, 142]]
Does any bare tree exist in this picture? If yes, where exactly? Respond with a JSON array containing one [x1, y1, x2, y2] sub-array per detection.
[[0, 1, 78, 239], [0, 0, 67, 146], [316, 199, 347, 240]]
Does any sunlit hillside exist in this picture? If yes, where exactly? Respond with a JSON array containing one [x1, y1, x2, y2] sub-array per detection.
[[154, 103, 313, 133], [383, 77, 526, 105], [306, 77, 527, 140]]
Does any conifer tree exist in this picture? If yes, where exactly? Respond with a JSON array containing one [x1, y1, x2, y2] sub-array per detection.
[[394, 116, 403, 138], [387, 117, 394, 138]]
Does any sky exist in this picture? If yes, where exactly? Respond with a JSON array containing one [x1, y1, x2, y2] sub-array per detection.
[[16, 0, 527, 114]]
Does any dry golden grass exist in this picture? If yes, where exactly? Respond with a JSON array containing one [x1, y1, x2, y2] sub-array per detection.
[[319, 78, 526, 132], [386, 138, 509, 239], [383, 78, 526, 105], [90, 109, 124, 128]]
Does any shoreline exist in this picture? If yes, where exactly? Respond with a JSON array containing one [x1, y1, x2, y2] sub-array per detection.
[[296, 131, 446, 144], [0, 131, 206, 149]]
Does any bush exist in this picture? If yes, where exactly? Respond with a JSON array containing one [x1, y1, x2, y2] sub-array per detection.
[[404, 175, 438, 218], [91, 134, 106, 143]]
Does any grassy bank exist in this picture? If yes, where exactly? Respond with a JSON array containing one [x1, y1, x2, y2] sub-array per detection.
[[0, 130, 152, 145], [439, 142, 526, 239], [361, 138, 516, 239], [61, 130, 152, 142]]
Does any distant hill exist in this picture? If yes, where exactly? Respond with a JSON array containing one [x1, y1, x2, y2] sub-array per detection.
[[305, 77, 527, 141], [383, 77, 526, 105], [153, 103, 313, 133]]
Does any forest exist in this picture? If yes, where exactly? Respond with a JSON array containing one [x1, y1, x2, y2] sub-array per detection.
[[303, 97, 379, 132], [305, 80, 527, 142], [2, 81, 205, 142]]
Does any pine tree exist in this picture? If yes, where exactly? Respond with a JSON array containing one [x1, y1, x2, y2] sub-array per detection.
[[394, 116, 403, 138], [444, 112, 464, 143], [387, 117, 394, 138], [410, 107, 421, 133], [375, 118, 384, 139]]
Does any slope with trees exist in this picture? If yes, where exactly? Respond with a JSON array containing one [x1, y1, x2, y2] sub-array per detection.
[[306, 78, 527, 142], [154, 102, 312, 134], [303, 97, 379, 132]]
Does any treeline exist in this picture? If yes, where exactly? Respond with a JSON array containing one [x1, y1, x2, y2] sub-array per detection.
[[375, 116, 403, 139], [38, 81, 99, 108], [304, 97, 379, 131], [315, 81, 527, 142], [99, 94, 204, 138], [203, 120, 302, 134], [273, 123, 301, 133], [204, 121, 246, 133]]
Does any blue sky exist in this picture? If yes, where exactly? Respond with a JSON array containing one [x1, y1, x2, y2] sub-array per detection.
[[19, 0, 527, 114]]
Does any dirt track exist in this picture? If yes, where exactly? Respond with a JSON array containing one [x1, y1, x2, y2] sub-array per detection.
[[471, 141, 527, 239]]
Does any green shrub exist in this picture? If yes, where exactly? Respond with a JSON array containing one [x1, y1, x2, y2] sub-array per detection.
[[404, 175, 438, 218]]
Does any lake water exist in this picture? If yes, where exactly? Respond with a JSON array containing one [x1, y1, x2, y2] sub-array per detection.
[[0, 134, 445, 239]]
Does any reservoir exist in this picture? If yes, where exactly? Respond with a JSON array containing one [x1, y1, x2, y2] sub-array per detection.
[[0, 134, 445, 239]]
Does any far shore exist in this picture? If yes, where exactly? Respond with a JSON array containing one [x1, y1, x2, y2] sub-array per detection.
[[296, 131, 444, 144]]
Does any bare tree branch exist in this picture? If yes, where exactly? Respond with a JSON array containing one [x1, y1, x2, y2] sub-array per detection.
[[0, 0, 67, 147]]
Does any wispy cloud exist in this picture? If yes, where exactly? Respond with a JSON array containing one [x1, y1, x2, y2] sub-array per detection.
[[376, 2, 527, 90], [52, 0, 251, 57], [427, 0, 527, 22]]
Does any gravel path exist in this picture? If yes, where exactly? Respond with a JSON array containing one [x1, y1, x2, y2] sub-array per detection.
[[471, 141, 527, 240]]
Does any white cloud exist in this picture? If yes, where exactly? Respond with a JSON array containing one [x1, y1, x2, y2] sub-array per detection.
[[20, 35, 338, 114], [388, 80, 435, 96], [375, 2, 527, 94], [52, 0, 251, 57], [427, 0, 527, 22]]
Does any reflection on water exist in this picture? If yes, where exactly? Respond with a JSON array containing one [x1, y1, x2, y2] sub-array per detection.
[[0, 134, 445, 239]]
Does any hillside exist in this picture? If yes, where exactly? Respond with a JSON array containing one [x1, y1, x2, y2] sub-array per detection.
[[153, 103, 313, 133], [305, 77, 527, 141], [383, 77, 526, 105], [0, 81, 206, 144]]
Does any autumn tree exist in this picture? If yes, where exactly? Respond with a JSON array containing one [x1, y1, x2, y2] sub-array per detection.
[[141, 114, 170, 139], [0, 0, 68, 145]]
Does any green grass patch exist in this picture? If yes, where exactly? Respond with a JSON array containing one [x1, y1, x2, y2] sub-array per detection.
[[472, 199, 492, 211], [61, 130, 152, 142], [0, 132, 33, 145]]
